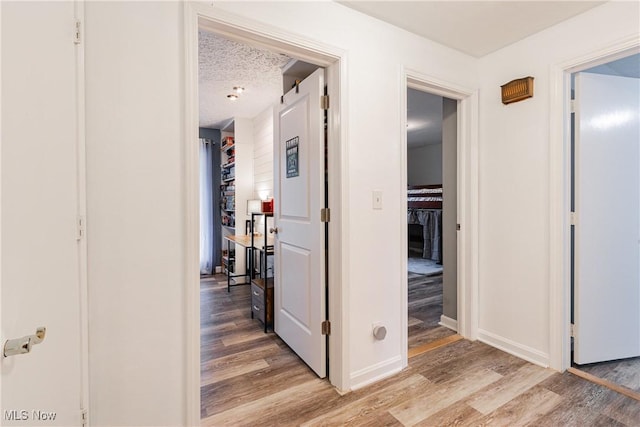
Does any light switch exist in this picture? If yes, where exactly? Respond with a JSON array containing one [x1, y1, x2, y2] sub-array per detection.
[[373, 190, 382, 210]]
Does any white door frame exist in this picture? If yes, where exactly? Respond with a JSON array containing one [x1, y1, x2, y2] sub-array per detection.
[[183, 4, 347, 425], [548, 36, 640, 372], [400, 68, 480, 367]]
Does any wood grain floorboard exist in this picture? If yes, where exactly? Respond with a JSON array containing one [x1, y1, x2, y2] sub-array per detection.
[[302, 375, 432, 426], [465, 364, 555, 415], [408, 334, 463, 358], [389, 369, 504, 425], [200, 275, 640, 426], [573, 357, 640, 393], [569, 366, 640, 402]]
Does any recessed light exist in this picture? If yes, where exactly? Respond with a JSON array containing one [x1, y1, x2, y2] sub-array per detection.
[[227, 94, 238, 101], [233, 86, 244, 94]]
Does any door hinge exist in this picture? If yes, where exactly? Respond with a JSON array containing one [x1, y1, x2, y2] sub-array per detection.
[[81, 409, 88, 427], [570, 100, 575, 113], [570, 211, 577, 226], [77, 215, 86, 241], [321, 95, 330, 110], [570, 323, 575, 338], [74, 20, 82, 45], [321, 320, 331, 335], [320, 208, 330, 223]]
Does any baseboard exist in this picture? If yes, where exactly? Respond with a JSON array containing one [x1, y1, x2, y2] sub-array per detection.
[[215, 266, 222, 273], [439, 315, 458, 332], [477, 329, 549, 368], [349, 355, 403, 391]]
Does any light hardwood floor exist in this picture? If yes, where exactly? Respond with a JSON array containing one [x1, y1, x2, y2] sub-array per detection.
[[407, 272, 456, 352], [574, 357, 640, 394], [201, 275, 640, 426]]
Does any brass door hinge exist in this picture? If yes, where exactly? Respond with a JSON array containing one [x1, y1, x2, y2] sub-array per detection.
[[321, 95, 330, 110], [321, 208, 330, 223], [321, 320, 331, 335]]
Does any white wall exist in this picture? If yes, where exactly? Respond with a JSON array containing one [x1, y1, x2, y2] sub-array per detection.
[[79, 0, 640, 423], [442, 98, 458, 322], [252, 106, 274, 201], [477, 1, 640, 365], [84, 3, 184, 425], [407, 144, 442, 186], [209, 1, 479, 388]]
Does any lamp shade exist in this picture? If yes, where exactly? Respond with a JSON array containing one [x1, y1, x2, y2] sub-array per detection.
[[247, 199, 262, 214]]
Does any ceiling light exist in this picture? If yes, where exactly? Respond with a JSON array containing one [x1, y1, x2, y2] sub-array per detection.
[[227, 94, 238, 101], [233, 86, 244, 94]]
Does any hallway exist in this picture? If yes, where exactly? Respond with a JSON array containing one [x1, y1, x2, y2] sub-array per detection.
[[201, 275, 639, 426]]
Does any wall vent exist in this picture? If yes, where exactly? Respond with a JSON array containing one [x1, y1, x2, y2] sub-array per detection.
[[501, 76, 534, 105]]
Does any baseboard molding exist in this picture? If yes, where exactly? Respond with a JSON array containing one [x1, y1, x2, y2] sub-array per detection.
[[349, 355, 403, 391], [477, 329, 549, 368], [439, 315, 458, 332]]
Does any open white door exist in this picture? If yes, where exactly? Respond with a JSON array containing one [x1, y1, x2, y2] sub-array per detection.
[[574, 72, 640, 365], [274, 68, 327, 377], [1, 2, 85, 425]]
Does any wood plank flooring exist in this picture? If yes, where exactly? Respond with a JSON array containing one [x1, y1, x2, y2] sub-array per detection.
[[201, 275, 640, 426], [407, 272, 456, 351], [574, 357, 640, 394]]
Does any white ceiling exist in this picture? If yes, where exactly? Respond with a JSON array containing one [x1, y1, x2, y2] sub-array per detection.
[[338, 1, 605, 57], [199, 30, 291, 128], [407, 89, 443, 148], [199, 1, 616, 132]]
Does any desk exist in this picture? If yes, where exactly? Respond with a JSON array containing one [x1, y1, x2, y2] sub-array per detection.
[[223, 234, 252, 292], [224, 234, 274, 292]]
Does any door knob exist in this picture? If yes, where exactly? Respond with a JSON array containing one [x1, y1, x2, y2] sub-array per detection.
[[3, 327, 46, 357], [269, 227, 278, 234]]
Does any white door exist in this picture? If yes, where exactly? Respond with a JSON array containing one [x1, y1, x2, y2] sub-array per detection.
[[1, 2, 85, 425], [273, 68, 327, 377], [574, 72, 640, 365]]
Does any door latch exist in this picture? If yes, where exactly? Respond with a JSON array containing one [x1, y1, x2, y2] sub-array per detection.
[[3, 327, 46, 357]]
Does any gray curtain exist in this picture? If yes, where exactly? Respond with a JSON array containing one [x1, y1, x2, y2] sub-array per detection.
[[199, 128, 221, 274]]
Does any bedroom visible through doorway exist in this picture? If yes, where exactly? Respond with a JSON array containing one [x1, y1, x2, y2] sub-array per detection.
[[406, 88, 459, 356]]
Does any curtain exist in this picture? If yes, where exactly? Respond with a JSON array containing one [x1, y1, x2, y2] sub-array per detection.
[[200, 139, 214, 274]]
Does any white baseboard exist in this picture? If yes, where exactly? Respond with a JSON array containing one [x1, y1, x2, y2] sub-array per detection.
[[350, 355, 403, 391], [439, 315, 458, 332], [215, 266, 222, 273], [477, 329, 549, 368]]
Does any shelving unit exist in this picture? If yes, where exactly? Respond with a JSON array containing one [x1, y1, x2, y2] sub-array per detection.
[[250, 212, 274, 332], [220, 135, 236, 230]]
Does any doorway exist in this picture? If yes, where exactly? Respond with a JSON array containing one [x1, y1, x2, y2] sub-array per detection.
[[406, 88, 459, 356], [401, 72, 479, 365], [569, 53, 640, 396], [186, 6, 346, 423]]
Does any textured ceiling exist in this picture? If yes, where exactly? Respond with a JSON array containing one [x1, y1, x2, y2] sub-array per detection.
[[199, 30, 291, 128], [338, 1, 605, 57]]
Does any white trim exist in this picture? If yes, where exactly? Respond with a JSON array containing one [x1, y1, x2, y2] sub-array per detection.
[[0, 0, 4, 411], [184, 4, 348, 425], [349, 356, 403, 391], [183, 4, 200, 426], [478, 329, 550, 368], [439, 315, 458, 332], [74, 1, 90, 424], [400, 67, 480, 370], [548, 35, 640, 372]]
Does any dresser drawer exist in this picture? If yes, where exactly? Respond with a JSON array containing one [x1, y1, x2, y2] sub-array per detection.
[[251, 281, 273, 326], [251, 283, 265, 322]]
